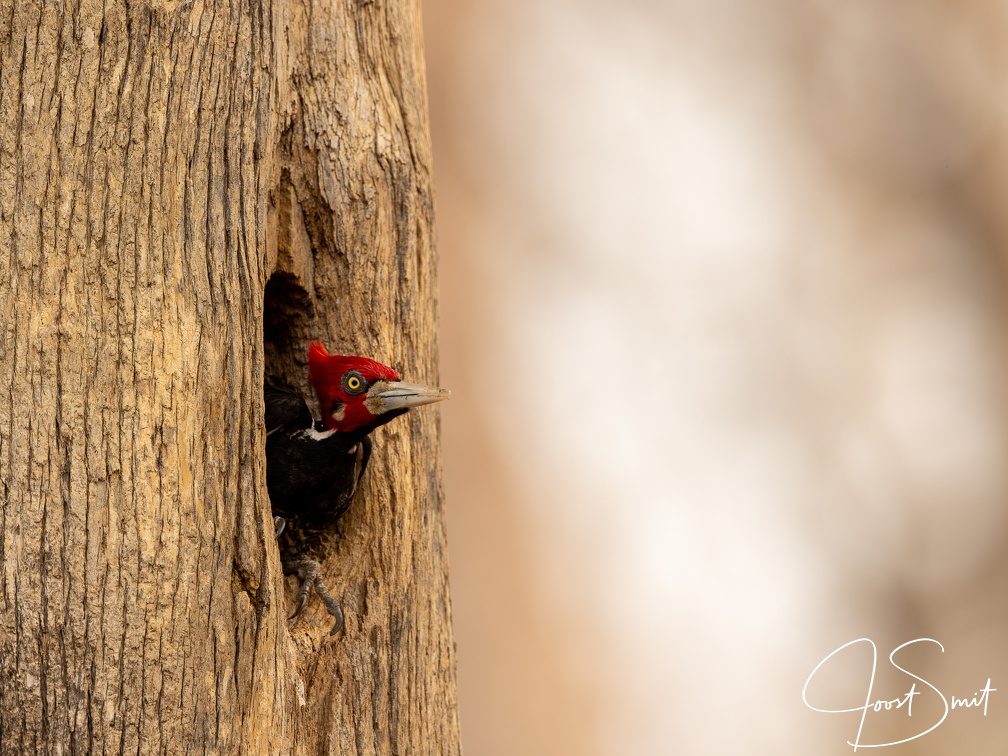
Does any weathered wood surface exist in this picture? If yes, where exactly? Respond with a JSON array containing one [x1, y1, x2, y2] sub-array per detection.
[[0, 0, 459, 753]]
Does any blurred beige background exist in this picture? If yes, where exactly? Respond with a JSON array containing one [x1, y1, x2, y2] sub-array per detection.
[[423, 1, 1008, 754]]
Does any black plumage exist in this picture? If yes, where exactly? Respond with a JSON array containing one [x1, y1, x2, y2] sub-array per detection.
[[265, 385, 372, 548], [264, 385, 371, 633]]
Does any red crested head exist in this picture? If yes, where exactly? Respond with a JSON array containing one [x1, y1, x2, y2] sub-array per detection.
[[307, 341, 450, 432], [307, 341, 405, 432]]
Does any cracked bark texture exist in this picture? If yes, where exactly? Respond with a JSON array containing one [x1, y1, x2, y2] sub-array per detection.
[[0, 0, 459, 754]]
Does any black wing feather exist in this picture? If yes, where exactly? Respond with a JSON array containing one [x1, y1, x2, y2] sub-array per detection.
[[357, 436, 373, 487], [265, 385, 315, 435]]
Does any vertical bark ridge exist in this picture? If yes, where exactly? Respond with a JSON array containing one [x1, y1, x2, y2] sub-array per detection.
[[271, 0, 459, 752], [0, 0, 289, 752]]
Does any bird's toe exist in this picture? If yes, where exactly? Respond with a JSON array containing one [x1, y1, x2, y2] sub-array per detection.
[[287, 558, 319, 620], [312, 577, 344, 635]]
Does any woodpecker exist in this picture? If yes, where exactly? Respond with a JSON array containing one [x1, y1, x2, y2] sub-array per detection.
[[265, 340, 449, 634]]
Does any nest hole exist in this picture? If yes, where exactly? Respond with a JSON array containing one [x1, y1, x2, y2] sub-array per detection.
[[263, 272, 314, 393]]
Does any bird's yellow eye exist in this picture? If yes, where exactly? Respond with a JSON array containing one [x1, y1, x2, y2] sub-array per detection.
[[343, 371, 366, 395]]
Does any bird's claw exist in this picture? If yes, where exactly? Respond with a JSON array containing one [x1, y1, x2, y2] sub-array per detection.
[[286, 558, 344, 634], [289, 587, 310, 620]]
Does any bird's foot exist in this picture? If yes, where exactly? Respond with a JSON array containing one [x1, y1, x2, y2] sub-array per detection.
[[273, 516, 286, 539], [286, 558, 344, 635]]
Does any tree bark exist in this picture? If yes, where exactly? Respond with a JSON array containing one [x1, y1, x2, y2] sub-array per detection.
[[0, 0, 459, 753]]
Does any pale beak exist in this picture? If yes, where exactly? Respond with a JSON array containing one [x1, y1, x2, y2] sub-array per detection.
[[371, 381, 451, 413]]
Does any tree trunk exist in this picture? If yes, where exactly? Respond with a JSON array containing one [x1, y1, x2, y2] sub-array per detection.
[[0, 0, 459, 753]]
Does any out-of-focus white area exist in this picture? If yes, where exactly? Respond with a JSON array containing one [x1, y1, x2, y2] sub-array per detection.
[[424, 1, 1008, 753]]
